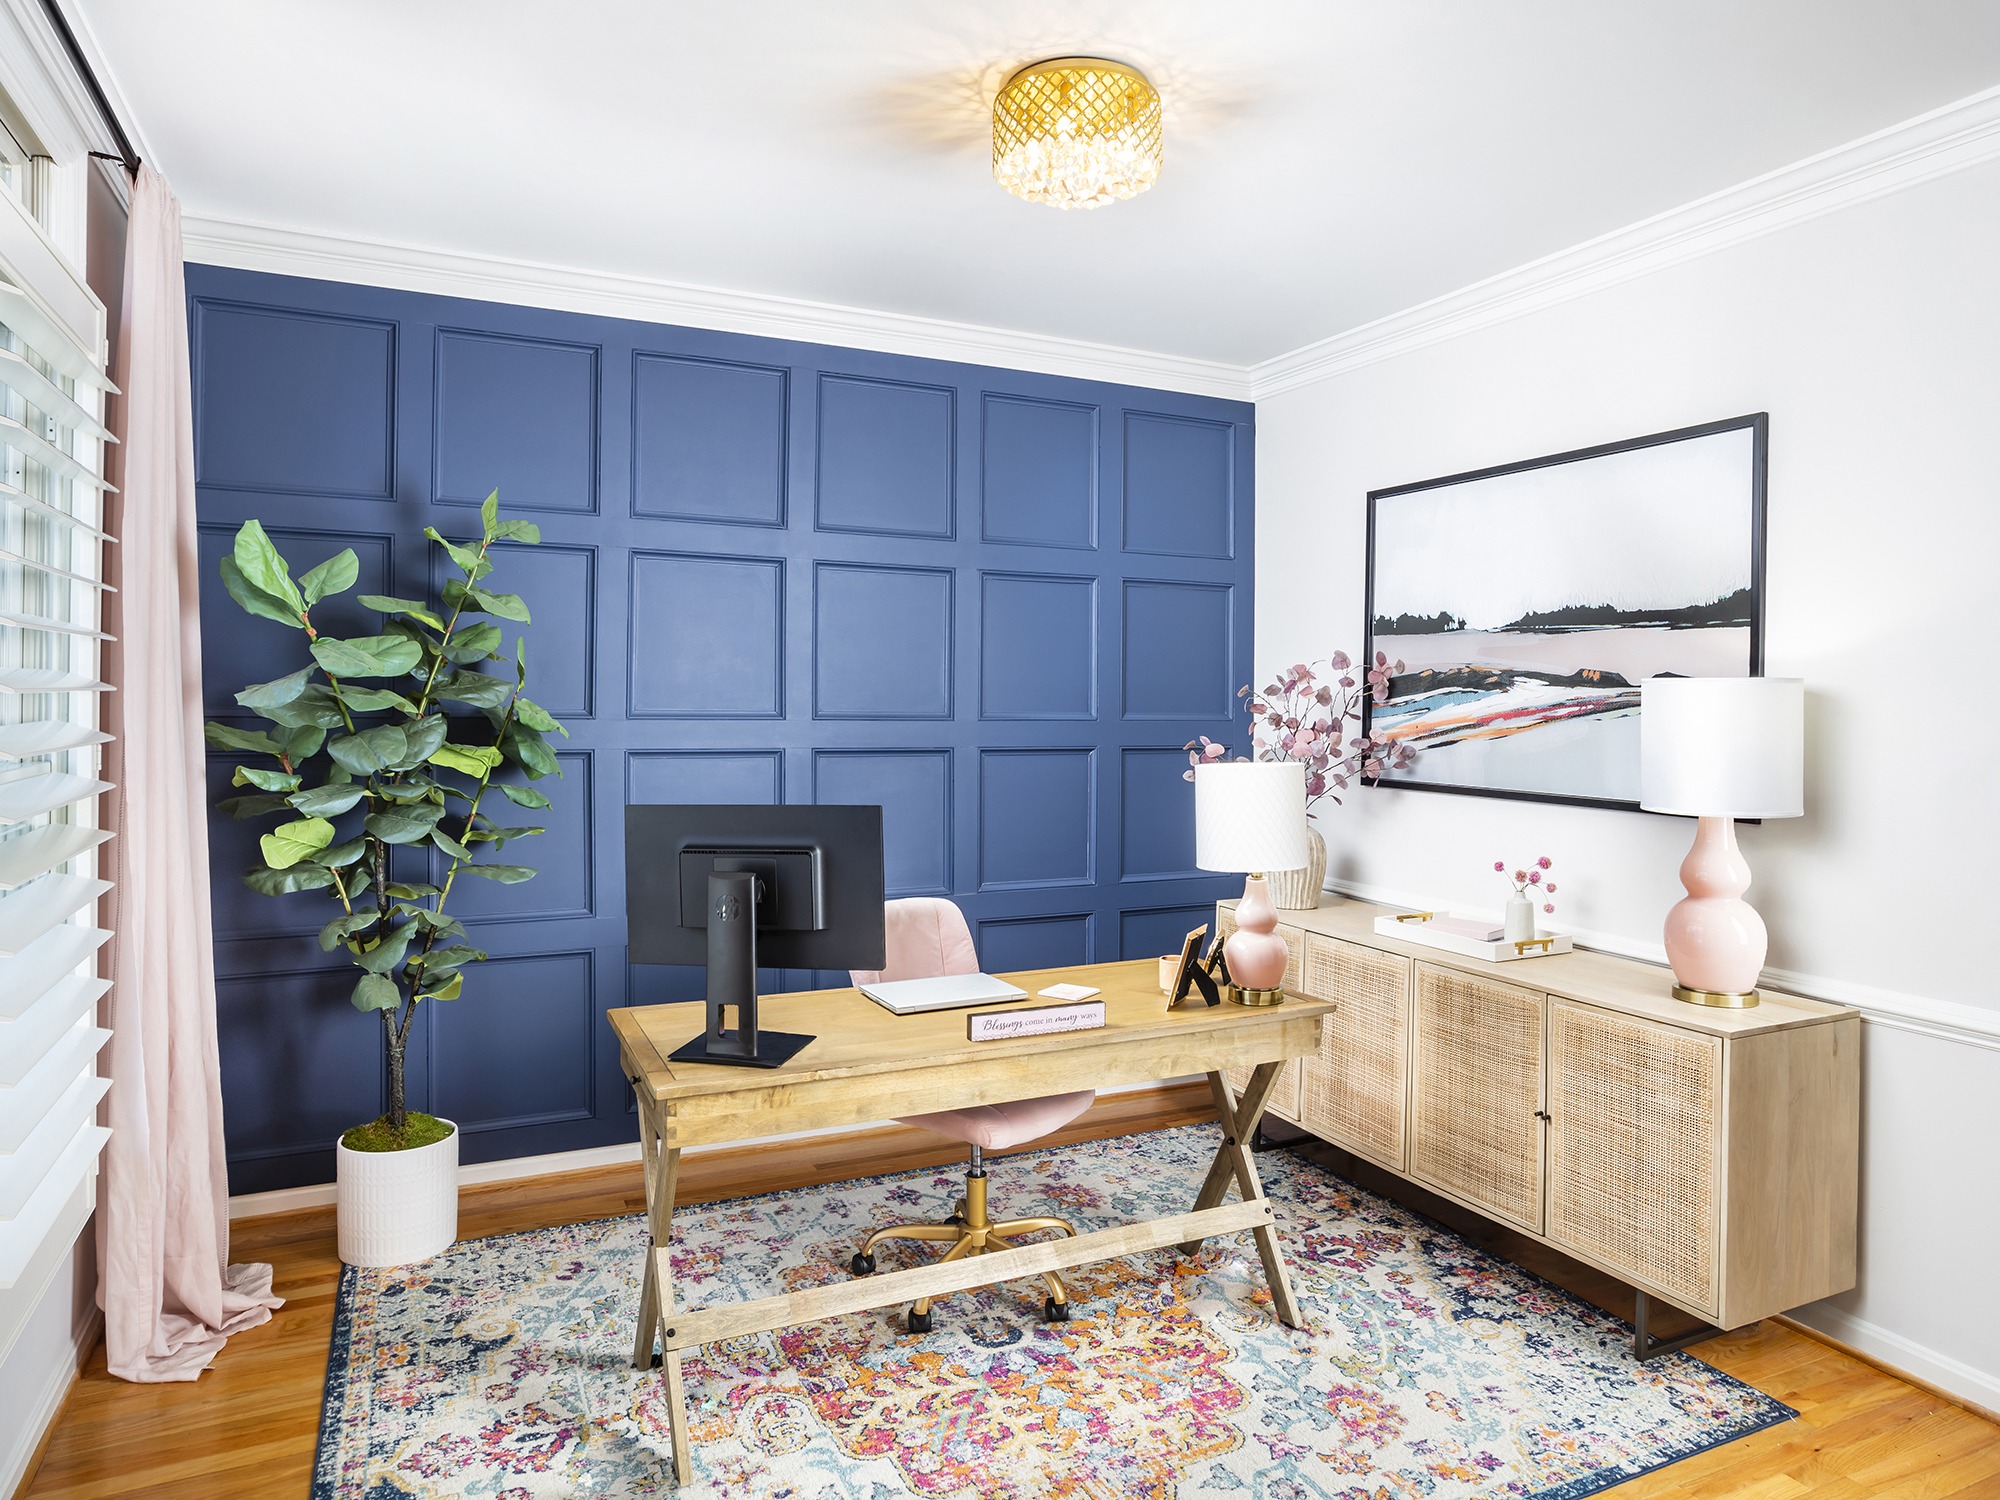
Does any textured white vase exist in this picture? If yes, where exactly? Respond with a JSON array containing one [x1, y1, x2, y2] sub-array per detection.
[[1504, 894, 1537, 944], [336, 1121, 459, 1268], [1267, 824, 1328, 911]]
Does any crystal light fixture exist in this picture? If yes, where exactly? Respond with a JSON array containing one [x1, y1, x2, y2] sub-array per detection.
[[991, 57, 1163, 210]]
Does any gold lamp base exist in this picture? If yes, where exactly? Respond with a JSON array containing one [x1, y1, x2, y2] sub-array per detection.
[[1672, 984, 1759, 1009], [1223, 984, 1285, 1008]]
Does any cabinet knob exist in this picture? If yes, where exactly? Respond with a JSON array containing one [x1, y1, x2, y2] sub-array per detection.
[[1533, 1109, 1552, 1122]]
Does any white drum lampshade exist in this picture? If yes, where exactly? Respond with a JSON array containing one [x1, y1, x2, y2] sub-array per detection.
[[1194, 762, 1306, 1001], [1639, 677, 1805, 1008]]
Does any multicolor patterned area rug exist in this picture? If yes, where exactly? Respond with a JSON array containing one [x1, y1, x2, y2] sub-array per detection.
[[312, 1126, 1791, 1498]]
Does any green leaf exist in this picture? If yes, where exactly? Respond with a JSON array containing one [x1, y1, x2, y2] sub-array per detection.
[[205, 722, 283, 757], [232, 765, 300, 793], [506, 732, 560, 780], [358, 594, 446, 632], [289, 782, 366, 817], [413, 945, 485, 972], [218, 555, 303, 629], [425, 526, 491, 580], [491, 519, 540, 544], [498, 783, 553, 810], [314, 839, 366, 872], [513, 697, 563, 734], [244, 864, 334, 896], [430, 829, 472, 860], [261, 688, 347, 729], [232, 520, 304, 613], [419, 971, 464, 1002], [235, 666, 315, 712], [298, 548, 359, 607], [386, 882, 444, 900], [480, 489, 500, 536], [351, 974, 399, 1013], [218, 792, 291, 819], [260, 817, 336, 869], [365, 804, 445, 844], [429, 743, 504, 777], [435, 670, 511, 709], [320, 911, 379, 952], [443, 622, 503, 664], [398, 715, 450, 767], [281, 724, 327, 763], [329, 684, 417, 714], [480, 823, 545, 846], [355, 924, 414, 974], [468, 586, 530, 622], [327, 724, 408, 774], [311, 634, 423, 679], [458, 863, 536, 884]]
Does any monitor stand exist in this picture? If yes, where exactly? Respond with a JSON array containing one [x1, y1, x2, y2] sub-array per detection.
[[667, 870, 816, 1069]]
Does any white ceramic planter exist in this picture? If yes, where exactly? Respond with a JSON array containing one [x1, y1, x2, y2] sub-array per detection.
[[335, 1120, 459, 1267]]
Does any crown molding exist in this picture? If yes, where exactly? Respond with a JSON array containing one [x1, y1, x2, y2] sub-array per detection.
[[1251, 83, 2000, 399], [179, 215, 1255, 402]]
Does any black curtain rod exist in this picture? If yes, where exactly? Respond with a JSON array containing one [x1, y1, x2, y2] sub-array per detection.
[[39, 0, 139, 174]]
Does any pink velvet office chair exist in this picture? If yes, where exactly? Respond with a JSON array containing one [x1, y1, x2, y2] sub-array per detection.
[[848, 897, 1095, 1331]]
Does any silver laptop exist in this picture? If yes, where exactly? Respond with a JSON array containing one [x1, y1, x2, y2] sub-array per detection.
[[860, 973, 1029, 1015]]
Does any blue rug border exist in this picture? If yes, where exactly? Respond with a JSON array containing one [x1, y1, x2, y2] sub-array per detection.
[[308, 1123, 1799, 1498]]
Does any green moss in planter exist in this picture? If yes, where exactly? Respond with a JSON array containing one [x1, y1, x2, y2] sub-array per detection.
[[340, 1111, 455, 1153]]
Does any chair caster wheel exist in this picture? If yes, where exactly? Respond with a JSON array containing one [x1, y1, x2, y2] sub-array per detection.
[[1043, 1296, 1071, 1323], [907, 1308, 932, 1334], [849, 1252, 876, 1276]]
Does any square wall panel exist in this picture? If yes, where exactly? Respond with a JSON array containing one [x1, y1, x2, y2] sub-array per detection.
[[979, 573, 1095, 720], [1123, 412, 1234, 559], [1121, 749, 1200, 879], [626, 750, 783, 805], [816, 375, 954, 538], [976, 913, 1092, 972], [814, 563, 954, 719], [1119, 904, 1216, 963], [978, 749, 1093, 889], [198, 524, 392, 718], [1123, 580, 1234, 720], [433, 540, 596, 719], [982, 395, 1096, 549], [429, 951, 595, 1134], [435, 329, 599, 513], [629, 552, 784, 717], [814, 750, 951, 896], [632, 353, 787, 527], [218, 965, 383, 1162], [192, 301, 394, 499], [435, 751, 592, 923]]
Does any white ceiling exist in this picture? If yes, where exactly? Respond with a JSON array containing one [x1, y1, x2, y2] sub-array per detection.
[[70, 0, 2000, 366]]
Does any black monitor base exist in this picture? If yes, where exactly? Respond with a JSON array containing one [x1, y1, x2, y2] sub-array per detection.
[[668, 1029, 815, 1069]]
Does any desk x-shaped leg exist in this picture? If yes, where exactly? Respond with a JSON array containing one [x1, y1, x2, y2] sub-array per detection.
[[1178, 1061, 1304, 1329], [628, 1080, 693, 1485]]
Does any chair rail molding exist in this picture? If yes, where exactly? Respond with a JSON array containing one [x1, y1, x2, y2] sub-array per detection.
[[178, 215, 1254, 403], [1249, 82, 2000, 398]]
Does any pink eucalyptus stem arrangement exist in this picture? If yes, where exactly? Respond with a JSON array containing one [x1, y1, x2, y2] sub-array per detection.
[[1496, 855, 1559, 916], [1184, 650, 1419, 811]]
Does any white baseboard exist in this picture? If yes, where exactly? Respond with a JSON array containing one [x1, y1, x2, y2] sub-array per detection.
[[0, 1304, 97, 1500], [1785, 1303, 2000, 1416], [227, 1077, 1194, 1220]]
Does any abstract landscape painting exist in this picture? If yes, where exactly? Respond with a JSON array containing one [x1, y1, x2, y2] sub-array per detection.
[[1363, 415, 1766, 808]]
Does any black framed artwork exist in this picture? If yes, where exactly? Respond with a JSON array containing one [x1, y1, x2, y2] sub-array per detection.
[[1362, 413, 1767, 812]]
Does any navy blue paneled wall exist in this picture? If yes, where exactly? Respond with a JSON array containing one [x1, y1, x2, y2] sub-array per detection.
[[188, 266, 1254, 1192]]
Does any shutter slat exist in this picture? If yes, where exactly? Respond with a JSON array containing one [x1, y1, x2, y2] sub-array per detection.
[[0, 721, 111, 759], [0, 1125, 110, 1289], [0, 607, 115, 640], [0, 973, 109, 1086], [0, 824, 112, 888], [0, 280, 114, 392], [0, 668, 112, 693], [0, 1024, 110, 1151], [0, 770, 114, 824], [0, 481, 112, 541], [0, 547, 114, 591], [0, 348, 115, 441], [0, 414, 116, 492], [0, 874, 111, 956], [0, 1072, 111, 1217], [0, 924, 110, 1021]]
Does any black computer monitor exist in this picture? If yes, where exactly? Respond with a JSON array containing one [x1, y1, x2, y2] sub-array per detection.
[[625, 804, 886, 1068]]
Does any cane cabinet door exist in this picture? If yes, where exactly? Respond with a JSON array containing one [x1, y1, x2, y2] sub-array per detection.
[[1297, 935, 1410, 1171], [1410, 964, 1546, 1232], [1546, 999, 1723, 1315]]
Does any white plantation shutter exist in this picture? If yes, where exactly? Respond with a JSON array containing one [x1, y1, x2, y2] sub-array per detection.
[[0, 178, 114, 1291]]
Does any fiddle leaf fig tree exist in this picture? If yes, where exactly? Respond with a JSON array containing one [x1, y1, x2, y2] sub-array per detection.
[[206, 492, 565, 1149]]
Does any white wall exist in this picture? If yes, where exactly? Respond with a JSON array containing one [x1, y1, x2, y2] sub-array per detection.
[[1256, 157, 2000, 1404]]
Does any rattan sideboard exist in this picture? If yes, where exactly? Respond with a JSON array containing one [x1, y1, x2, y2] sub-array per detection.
[[1218, 896, 1859, 1346]]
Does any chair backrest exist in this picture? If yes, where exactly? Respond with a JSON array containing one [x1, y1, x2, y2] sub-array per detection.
[[850, 897, 980, 986]]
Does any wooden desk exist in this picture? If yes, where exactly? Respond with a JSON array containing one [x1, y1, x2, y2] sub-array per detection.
[[609, 958, 1334, 1484]]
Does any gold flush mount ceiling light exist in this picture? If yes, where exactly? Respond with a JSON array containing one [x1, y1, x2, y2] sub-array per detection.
[[992, 57, 1162, 210]]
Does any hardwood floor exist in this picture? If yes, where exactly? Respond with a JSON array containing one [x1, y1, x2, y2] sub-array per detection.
[[18, 1088, 1997, 1499]]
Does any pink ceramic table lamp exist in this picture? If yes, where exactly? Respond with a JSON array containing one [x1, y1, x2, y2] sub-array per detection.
[[1195, 761, 1308, 1006], [1640, 677, 1804, 1008]]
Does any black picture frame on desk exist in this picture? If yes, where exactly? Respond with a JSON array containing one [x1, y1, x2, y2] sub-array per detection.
[[1362, 412, 1768, 812]]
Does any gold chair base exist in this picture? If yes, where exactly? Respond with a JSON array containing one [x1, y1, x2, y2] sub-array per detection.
[[859, 1166, 1078, 1318], [1672, 984, 1759, 1009]]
